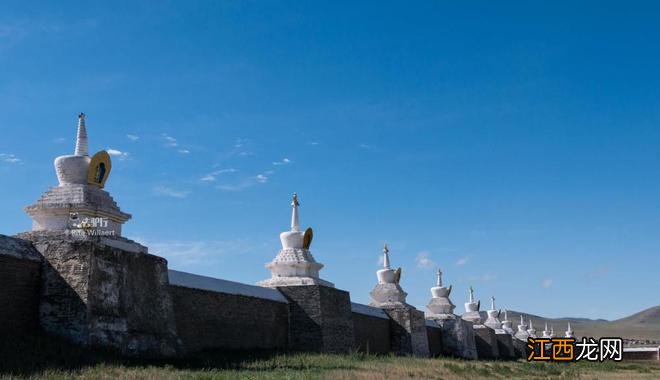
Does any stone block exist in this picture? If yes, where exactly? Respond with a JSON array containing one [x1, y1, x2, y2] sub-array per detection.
[[473, 325, 500, 359], [495, 333, 515, 360], [19, 232, 182, 357], [384, 306, 430, 357], [426, 322, 443, 357], [432, 317, 478, 359], [277, 285, 354, 353], [512, 337, 530, 359]]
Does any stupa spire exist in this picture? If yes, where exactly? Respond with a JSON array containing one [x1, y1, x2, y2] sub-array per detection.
[[468, 286, 474, 303], [75, 112, 89, 156], [490, 296, 496, 310], [436, 267, 442, 287], [383, 244, 390, 269], [290, 193, 300, 231]]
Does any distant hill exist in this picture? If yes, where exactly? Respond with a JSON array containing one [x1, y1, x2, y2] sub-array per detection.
[[479, 306, 660, 343]]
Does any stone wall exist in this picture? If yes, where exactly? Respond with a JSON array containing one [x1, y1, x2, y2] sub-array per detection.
[[425, 321, 443, 357], [0, 235, 42, 336], [168, 270, 289, 352], [622, 347, 659, 361], [18, 232, 181, 358], [278, 285, 355, 353], [351, 303, 391, 354]]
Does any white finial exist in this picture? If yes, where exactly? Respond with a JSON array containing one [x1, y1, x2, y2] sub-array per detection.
[[383, 244, 390, 269], [436, 267, 443, 287], [75, 112, 89, 156], [529, 319, 534, 329], [551, 325, 554, 334], [520, 314, 524, 324], [545, 322, 548, 331], [468, 286, 474, 303], [490, 296, 496, 310], [290, 193, 300, 232], [567, 322, 572, 331]]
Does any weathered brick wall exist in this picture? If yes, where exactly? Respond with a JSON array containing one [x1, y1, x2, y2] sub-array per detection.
[[352, 312, 391, 354], [278, 285, 355, 353], [170, 285, 289, 352], [622, 348, 659, 360], [0, 235, 42, 336], [426, 325, 443, 357]]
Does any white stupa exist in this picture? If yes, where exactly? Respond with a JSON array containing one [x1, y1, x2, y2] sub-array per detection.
[[483, 296, 505, 333], [259, 193, 333, 288], [501, 310, 515, 335], [514, 314, 530, 341], [426, 268, 456, 319], [565, 322, 574, 338], [461, 286, 482, 324], [369, 244, 408, 308], [527, 319, 538, 338], [24, 113, 131, 237], [542, 322, 552, 339]]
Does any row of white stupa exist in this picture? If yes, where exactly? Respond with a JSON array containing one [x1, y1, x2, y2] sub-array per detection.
[[28, 114, 576, 342]]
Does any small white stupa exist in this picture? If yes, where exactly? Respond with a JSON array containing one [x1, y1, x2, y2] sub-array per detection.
[[542, 322, 552, 339], [565, 322, 574, 338], [426, 267, 456, 320], [369, 244, 408, 308], [483, 296, 505, 333], [514, 314, 530, 341], [501, 310, 515, 335], [259, 193, 333, 288], [461, 286, 482, 324], [24, 113, 131, 237], [527, 319, 538, 338]]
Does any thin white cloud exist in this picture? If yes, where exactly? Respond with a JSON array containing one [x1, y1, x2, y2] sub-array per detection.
[[200, 168, 236, 182], [272, 158, 292, 166], [178, 149, 190, 154], [256, 174, 268, 183], [306, 141, 319, 146], [106, 148, 130, 160], [162, 133, 178, 147], [53, 137, 66, 144], [456, 256, 469, 266], [541, 278, 553, 288], [138, 238, 255, 267], [154, 185, 190, 199], [359, 143, 371, 150], [126, 134, 139, 141], [415, 250, 435, 269], [0, 153, 21, 163]]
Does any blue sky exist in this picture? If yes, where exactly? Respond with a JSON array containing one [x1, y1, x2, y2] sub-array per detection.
[[1, 1, 659, 320]]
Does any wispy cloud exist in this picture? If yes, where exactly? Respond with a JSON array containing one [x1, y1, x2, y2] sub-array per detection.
[[162, 133, 178, 147], [415, 250, 436, 269], [306, 141, 319, 146], [126, 134, 139, 141], [200, 168, 236, 182], [53, 137, 66, 144], [359, 143, 371, 150], [138, 238, 255, 267], [178, 149, 190, 154], [272, 158, 292, 166], [256, 174, 268, 183], [154, 185, 190, 199], [456, 256, 469, 266], [541, 278, 553, 288], [0, 153, 21, 163], [106, 148, 130, 160]]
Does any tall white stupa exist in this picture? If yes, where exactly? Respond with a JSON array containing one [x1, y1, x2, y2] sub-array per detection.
[[527, 319, 538, 338], [369, 244, 408, 307], [483, 296, 505, 333], [501, 310, 515, 335], [514, 314, 530, 341], [565, 322, 574, 338], [24, 113, 131, 237], [426, 268, 456, 319], [461, 286, 482, 324], [259, 193, 333, 288]]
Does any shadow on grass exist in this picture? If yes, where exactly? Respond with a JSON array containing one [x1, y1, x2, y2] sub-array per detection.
[[0, 332, 363, 378]]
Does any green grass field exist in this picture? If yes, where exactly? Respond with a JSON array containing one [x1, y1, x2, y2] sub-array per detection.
[[1, 334, 658, 379]]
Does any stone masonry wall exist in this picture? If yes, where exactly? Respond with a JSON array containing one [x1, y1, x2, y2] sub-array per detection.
[[0, 235, 42, 336], [426, 324, 443, 357], [169, 285, 289, 352], [19, 233, 181, 357], [352, 311, 391, 354]]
